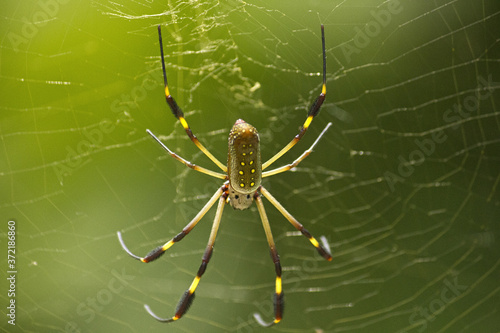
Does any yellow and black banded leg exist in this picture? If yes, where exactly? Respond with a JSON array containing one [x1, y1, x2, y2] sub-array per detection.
[[259, 186, 332, 261], [146, 129, 227, 180], [145, 190, 227, 322], [253, 193, 284, 327], [157, 25, 227, 173], [116, 184, 226, 263], [262, 122, 332, 178], [262, 24, 327, 171]]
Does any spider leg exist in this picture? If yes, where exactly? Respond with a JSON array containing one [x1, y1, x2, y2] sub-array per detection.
[[262, 24, 326, 171], [147, 129, 227, 179], [253, 192, 284, 327], [117, 183, 226, 263], [262, 122, 331, 178], [260, 186, 332, 261], [145, 190, 227, 322], [157, 25, 227, 173]]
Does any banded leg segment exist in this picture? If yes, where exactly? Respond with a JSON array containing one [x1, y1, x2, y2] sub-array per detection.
[[157, 25, 227, 173], [147, 129, 227, 180], [260, 186, 332, 261], [145, 191, 227, 322], [262, 122, 332, 178], [117, 184, 226, 263], [253, 193, 284, 327], [262, 24, 327, 171]]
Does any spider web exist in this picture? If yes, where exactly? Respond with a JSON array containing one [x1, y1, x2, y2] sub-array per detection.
[[1, 0, 499, 332]]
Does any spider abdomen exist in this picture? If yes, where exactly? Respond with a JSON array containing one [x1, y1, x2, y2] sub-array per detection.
[[227, 119, 262, 209]]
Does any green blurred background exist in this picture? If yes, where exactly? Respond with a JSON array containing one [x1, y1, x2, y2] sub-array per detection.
[[1, 1, 499, 332]]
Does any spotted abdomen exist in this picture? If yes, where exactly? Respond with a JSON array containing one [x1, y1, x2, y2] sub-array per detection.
[[227, 119, 262, 195]]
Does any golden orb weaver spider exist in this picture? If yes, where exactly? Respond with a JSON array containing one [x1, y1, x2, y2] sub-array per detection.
[[117, 24, 332, 327]]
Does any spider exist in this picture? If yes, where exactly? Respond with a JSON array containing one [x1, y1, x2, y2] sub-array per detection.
[[117, 24, 332, 327]]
